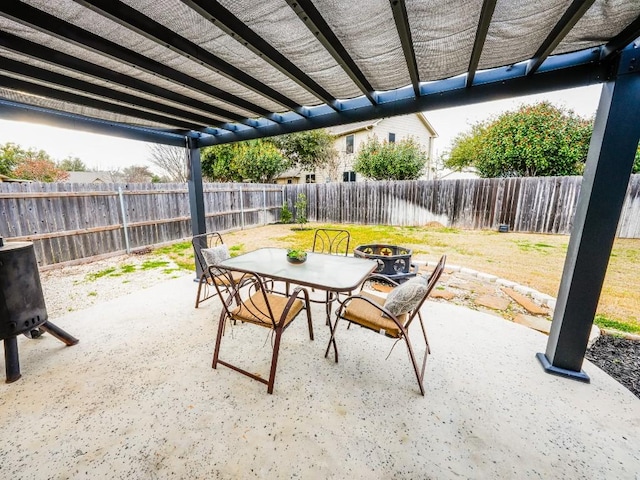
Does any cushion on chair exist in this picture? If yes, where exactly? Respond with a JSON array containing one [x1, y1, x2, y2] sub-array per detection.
[[214, 270, 246, 286], [202, 244, 230, 276], [231, 292, 304, 328], [383, 277, 428, 317], [342, 291, 407, 338]]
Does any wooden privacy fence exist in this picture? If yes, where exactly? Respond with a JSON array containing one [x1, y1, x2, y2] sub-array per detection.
[[284, 174, 640, 238], [1, 175, 638, 267], [0, 182, 283, 266]]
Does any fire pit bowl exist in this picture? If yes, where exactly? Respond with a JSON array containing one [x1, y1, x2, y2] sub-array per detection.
[[354, 244, 417, 282]]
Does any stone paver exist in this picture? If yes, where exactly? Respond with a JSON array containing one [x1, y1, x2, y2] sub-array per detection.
[[502, 288, 549, 315], [514, 314, 552, 334], [475, 294, 510, 311], [431, 289, 455, 300]]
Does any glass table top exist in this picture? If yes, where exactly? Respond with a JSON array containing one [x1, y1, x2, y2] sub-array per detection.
[[220, 248, 377, 292]]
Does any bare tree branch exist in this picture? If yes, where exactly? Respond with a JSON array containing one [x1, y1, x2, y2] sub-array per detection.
[[147, 144, 188, 182]]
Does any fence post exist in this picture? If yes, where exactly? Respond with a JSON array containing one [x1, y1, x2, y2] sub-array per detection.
[[239, 185, 245, 230], [263, 187, 267, 225], [118, 186, 131, 254]]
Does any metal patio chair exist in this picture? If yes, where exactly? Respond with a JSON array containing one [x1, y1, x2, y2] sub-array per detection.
[[325, 255, 446, 396], [192, 232, 245, 308], [312, 228, 351, 256], [211, 266, 313, 394]]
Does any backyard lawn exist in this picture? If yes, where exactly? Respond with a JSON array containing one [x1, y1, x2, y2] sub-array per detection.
[[157, 223, 640, 333]]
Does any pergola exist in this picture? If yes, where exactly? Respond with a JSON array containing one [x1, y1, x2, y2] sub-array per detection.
[[1, 0, 639, 382]]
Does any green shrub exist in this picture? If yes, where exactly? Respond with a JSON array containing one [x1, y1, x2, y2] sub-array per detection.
[[280, 202, 293, 223]]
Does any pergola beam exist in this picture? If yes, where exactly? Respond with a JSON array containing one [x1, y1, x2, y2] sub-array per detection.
[[0, 99, 187, 146], [179, 0, 339, 111], [0, 32, 253, 125], [0, 57, 226, 129], [389, 0, 421, 97], [73, 0, 303, 114], [0, 1, 272, 119], [196, 50, 608, 147], [601, 14, 640, 60], [466, 0, 498, 88], [0, 74, 203, 131], [527, 0, 596, 75], [285, 0, 377, 104]]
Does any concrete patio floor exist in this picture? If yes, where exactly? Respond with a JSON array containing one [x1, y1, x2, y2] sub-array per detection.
[[1, 274, 639, 479]]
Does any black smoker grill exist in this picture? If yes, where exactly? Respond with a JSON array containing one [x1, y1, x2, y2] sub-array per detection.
[[0, 237, 78, 383]]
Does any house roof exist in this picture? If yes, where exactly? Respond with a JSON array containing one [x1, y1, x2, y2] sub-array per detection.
[[0, 173, 30, 182], [326, 119, 383, 137], [0, 1, 637, 147], [64, 171, 118, 183]]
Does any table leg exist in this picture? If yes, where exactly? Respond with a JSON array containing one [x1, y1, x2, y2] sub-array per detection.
[[325, 291, 338, 362]]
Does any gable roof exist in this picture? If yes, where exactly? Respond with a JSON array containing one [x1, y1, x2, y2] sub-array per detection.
[[64, 171, 119, 183], [0, 173, 30, 182]]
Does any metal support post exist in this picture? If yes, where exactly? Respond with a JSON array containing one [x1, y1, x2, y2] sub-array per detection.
[[537, 44, 640, 381], [186, 137, 205, 277]]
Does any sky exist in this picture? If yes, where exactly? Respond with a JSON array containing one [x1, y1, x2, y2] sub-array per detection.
[[0, 84, 603, 174]]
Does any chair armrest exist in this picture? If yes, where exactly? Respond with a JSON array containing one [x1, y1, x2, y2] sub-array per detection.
[[364, 273, 400, 286], [275, 286, 310, 327]]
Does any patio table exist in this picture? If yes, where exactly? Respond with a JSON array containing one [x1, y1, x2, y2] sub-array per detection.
[[220, 247, 377, 360]]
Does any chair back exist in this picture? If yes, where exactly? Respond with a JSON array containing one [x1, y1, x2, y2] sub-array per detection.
[[192, 232, 224, 279], [312, 228, 351, 256], [211, 266, 279, 329], [403, 255, 446, 329]]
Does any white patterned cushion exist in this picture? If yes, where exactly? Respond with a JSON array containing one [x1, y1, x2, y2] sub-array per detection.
[[201, 244, 230, 276], [383, 276, 428, 316]]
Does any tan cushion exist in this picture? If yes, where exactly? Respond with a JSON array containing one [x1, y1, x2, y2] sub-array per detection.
[[342, 291, 406, 338], [231, 292, 304, 328], [213, 270, 246, 286]]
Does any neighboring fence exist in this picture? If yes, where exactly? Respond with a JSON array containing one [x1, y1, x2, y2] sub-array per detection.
[[283, 174, 640, 238], [2, 175, 638, 267], [0, 182, 283, 266]]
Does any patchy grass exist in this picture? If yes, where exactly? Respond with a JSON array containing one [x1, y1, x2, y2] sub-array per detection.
[[120, 264, 136, 274], [154, 241, 193, 271], [85, 267, 117, 282], [88, 291, 97, 297], [513, 240, 556, 253], [595, 315, 640, 335], [141, 260, 170, 270]]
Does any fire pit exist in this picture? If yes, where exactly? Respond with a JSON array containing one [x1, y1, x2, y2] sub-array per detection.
[[354, 244, 418, 282], [0, 237, 78, 383]]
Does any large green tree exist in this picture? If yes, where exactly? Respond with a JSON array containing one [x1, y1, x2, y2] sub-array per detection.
[[58, 156, 87, 171], [267, 129, 336, 171], [201, 129, 335, 182], [444, 102, 600, 177], [201, 143, 243, 182], [353, 136, 427, 180], [233, 140, 288, 183], [201, 140, 288, 183]]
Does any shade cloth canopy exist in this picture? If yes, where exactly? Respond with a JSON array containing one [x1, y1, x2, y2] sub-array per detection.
[[0, 0, 638, 147]]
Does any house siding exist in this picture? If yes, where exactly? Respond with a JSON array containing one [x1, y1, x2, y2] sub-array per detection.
[[312, 114, 437, 183]]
